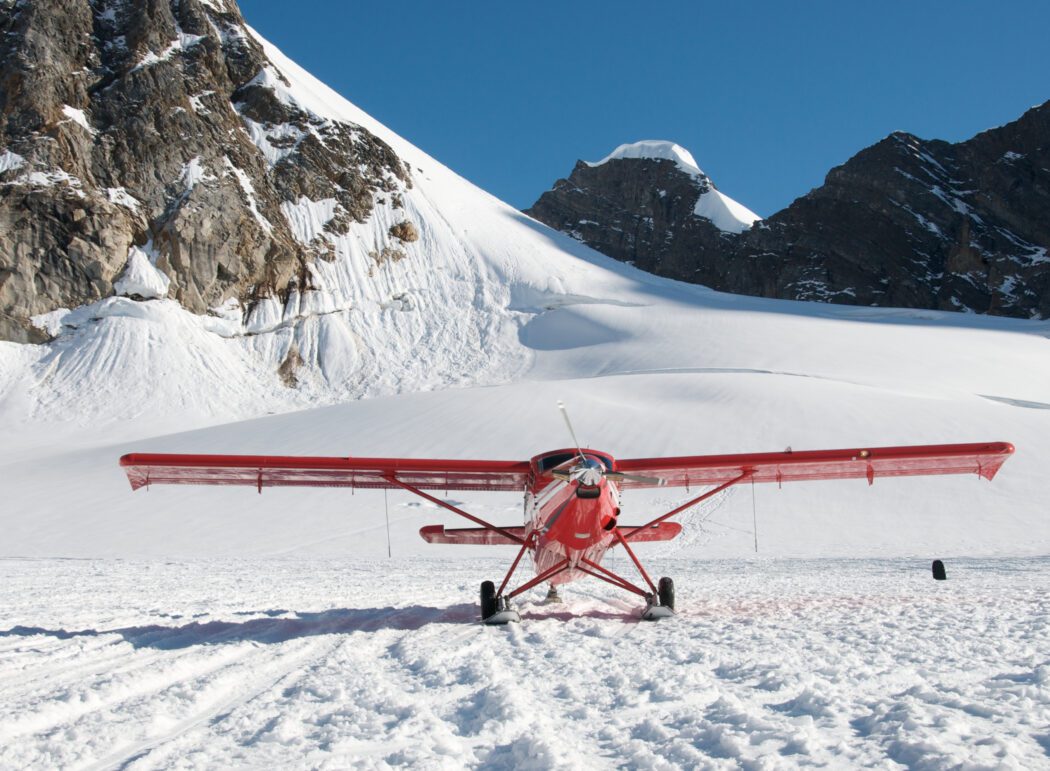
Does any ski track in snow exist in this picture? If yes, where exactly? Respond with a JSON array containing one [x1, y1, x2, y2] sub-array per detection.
[[1, 558, 1047, 769]]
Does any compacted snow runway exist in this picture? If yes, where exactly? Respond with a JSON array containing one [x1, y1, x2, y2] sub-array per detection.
[[1, 557, 1047, 769]]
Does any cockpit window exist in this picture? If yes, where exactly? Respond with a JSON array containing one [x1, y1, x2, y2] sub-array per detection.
[[536, 452, 612, 472], [537, 453, 575, 472], [588, 454, 613, 470]]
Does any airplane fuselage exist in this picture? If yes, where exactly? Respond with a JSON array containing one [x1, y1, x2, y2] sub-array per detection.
[[525, 451, 622, 586]]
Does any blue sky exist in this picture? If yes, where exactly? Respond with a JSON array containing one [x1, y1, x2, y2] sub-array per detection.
[[239, 1, 1049, 217]]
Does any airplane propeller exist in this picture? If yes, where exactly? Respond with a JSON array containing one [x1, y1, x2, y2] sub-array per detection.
[[605, 470, 666, 486], [557, 400, 586, 464], [555, 401, 665, 487]]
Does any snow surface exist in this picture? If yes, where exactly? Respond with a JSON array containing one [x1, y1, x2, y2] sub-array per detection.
[[588, 140, 707, 176], [0, 149, 26, 173], [222, 155, 271, 232], [1, 558, 1047, 769], [106, 186, 141, 212], [113, 245, 171, 300], [281, 195, 338, 245], [7, 167, 84, 192], [0, 21, 1048, 769], [588, 140, 761, 233], [178, 156, 212, 192], [692, 186, 761, 234], [60, 104, 95, 135], [130, 25, 205, 73], [238, 114, 306, 166], [188, 90, 215, 114]]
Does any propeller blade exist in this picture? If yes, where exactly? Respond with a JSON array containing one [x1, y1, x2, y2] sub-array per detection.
[[607, 471, 667, 486], [557, 400, 586, 462]]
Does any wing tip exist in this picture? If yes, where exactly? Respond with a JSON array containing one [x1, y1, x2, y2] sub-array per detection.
[[119, 453, 141, 467]]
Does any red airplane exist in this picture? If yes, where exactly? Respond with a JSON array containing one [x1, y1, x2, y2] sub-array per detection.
[[119, 406, 1013, 623]]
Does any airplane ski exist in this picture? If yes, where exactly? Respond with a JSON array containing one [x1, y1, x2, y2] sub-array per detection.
[[482, 609, 522, 625], [641, 603, 675, 621]]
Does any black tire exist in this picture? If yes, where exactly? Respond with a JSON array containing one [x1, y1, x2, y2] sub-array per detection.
[[658, 577, 675, 610], [480, 580, 497, 620]]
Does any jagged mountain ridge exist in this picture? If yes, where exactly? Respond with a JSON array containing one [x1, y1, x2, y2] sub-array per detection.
[[0, 0, 410, 343], [527, 102, 1050, 319]]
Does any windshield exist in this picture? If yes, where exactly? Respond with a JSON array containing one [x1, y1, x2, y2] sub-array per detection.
[[536, 452, 611, 472]]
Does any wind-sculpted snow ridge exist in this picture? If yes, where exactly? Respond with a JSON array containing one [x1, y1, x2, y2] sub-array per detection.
[[587, 140, 708, 176], [0, 557, 1047, 769]]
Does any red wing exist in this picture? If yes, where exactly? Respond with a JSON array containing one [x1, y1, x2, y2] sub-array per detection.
[[120, 453, 531, 492], [616, 523, 682, 542], [613, 442, 1014, 489], [419, 526, 527, 545], [418, 523, 683, 545]]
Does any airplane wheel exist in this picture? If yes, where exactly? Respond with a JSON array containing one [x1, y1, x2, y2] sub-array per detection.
[[658, 577, 675, 610], [480, 580, 497, 620]]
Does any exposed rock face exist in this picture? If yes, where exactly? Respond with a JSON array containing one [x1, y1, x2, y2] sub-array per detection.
[[388, 220, 418, 243], [528, 102, 1050, 319], [525, 155, 752, 292], [0, 0, 410, 342]]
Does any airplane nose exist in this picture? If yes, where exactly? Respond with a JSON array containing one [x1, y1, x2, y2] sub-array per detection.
[[580, 468, 603, 486]]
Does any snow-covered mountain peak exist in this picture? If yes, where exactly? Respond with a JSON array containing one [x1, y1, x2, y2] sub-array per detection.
[[587, 140, 706, 177], [694, 186, 761, 234], [543, 139, 761, 235]]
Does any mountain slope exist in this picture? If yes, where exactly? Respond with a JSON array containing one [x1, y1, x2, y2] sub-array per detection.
[[525, 140, 763, 283], [0, 0, 414, 343], [0, 3, 1048, 561]]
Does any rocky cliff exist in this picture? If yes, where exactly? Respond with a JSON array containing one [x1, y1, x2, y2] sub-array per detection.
[[0, 0, 411, 342], [527, 102, 1050, 319]]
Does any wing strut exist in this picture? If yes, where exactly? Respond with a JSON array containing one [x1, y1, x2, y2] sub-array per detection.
[[497, 532, 538, 596], [386, 476, 527, 545], [580, 557, 650, 597], [507, 558, 571, 599], [623, 471, 753, 540], [612, 528, 658, 593]]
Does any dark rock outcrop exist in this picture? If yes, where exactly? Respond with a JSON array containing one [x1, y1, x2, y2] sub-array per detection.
[[0, 0, 410, 342], [528, 102, 1050, 319], [525, 154, 748, 289]]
